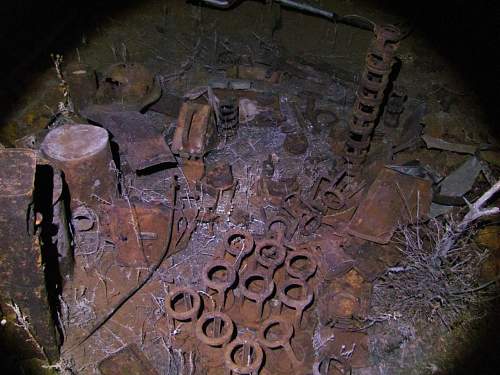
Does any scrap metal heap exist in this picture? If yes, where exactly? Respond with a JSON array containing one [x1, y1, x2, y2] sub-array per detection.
[[4, 11, 495, 375]]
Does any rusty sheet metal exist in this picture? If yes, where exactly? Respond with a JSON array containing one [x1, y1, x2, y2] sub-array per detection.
[[102, 200, 173, 267], [98, 344, 159, 375], [330, 328, 370, 369], [0, 149, 60, 362], [81, 104, 176, 172], [347, 167, 432, 244], [182, 158, 205, 186], [172, 102, 216, 158]]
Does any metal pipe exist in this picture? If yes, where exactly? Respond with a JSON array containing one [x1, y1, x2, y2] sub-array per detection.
[[197, 0, 374, 31], [200, 0, 240, 8], [275, 0, 336, 20]]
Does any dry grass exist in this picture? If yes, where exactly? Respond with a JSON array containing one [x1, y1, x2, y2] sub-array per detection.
[[373, 218, 497, 330]]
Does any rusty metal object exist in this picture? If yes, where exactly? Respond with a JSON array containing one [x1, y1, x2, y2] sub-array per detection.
[[204, 161, 235, 196], [283, 132, 309, 155], [165, 286, 201, 321], [172, 207, 200, 254], [329, 328, 370, 369], [0, 149, 60, 362], [309, 172, 347, 214], [383, 86, 406, 129], [239, 270, 275, 320], [223, 228, 255, 270], [81, 105, 176, 172], [313, 357, 351, 375], [98, 344, 159, 375], [164, 287, 201, 351], [172, 102, 216, 158], [267, 214, 297, 242], [317, 267, 373, 329], [258, 317, 305, 370], [224, 333, 264, 374], [203, 259, 237, 310], [181, 158, 205, 186], [277, 279, 313, 327], [218, 97, 239, 137], [196, 311, 235, 369], [317, 290, 362, 330], [254, 239, 287, 277], [285, 250, 318, 281], [41, 124, 117, 209], [96, 63, 161, 110], [195, 311, 234, 346], [347, 167, 432, 244], [102, 200, 173, 267], [344, 24, 401, 177]]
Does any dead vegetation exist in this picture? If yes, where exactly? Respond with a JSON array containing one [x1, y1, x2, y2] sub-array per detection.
[[373, 182, 500, 330]]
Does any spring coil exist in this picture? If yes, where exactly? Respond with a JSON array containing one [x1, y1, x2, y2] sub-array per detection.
[[344, 24, 402, 178], [218, 97, 239, 137]]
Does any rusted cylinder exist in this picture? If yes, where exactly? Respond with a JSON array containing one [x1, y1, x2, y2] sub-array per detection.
[[41, 124, 117, 208]]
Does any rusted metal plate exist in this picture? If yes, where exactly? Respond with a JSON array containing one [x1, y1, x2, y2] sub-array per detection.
[[98, 344, 159, 375], [204, 162, 234, 195], [0, 149, 60, 362], [102, 200, 173, 267], [81, 105, 176, 172], [347, 167, 432, 244], [172, 102, 216, 158], [330, 328, 370, 369]]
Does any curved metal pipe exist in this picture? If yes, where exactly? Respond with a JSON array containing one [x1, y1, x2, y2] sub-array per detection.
[[200, 0, 241, 9]]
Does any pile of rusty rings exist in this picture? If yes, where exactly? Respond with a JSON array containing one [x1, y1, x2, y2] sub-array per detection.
[[345, 24, 401, 177], [162, 227, 319, 373]]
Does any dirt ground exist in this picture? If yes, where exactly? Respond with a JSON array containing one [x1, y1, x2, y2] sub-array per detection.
[[1, 1, 499, 374]]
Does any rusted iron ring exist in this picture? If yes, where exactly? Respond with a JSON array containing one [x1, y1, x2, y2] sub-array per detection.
[[257, 317, 294, 349], [203, 259, 237, 292], [164, 287, 201, 321], [223, 228, 255, 258], [224, 336, 264, 374], [285, 251, 318, 281], [255, 239, 287, 271], [240, 270, 275, 304], [195, 311, 234, 347], [277, 279, 313, 311]]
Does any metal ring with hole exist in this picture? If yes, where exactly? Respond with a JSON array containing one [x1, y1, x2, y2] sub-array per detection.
[[164, 286, 201, 321], [255, 239, 286, 271], [240, 270, 275, 304], [266, 215, 294, 241], [277, 279, 313, 311], [313, 356, 352, 375], [224, 335, 264, 374], [202, 259, 237, 293], [195, 311, 234, 347], [321, 189, 346, 211], [223, 228, 255, 258], [285, 250, 318, 281], [257, 317, 294, 349], [299, 213, 322, 236]]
